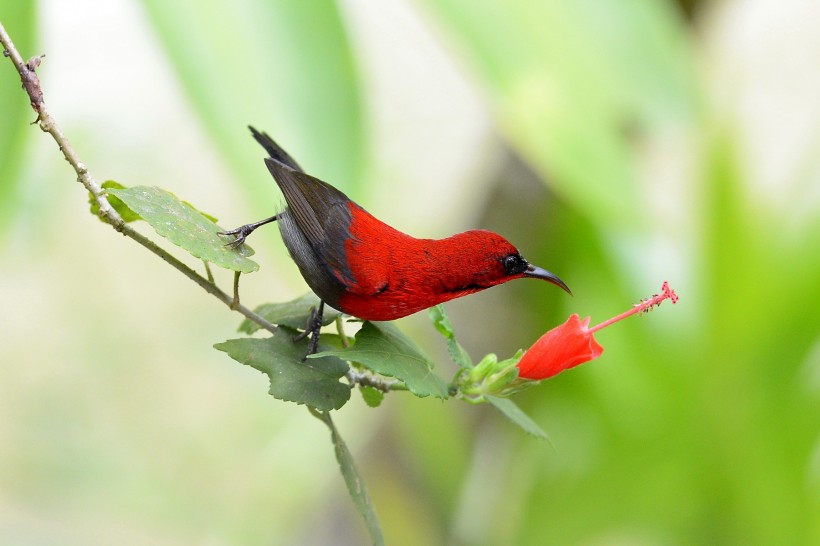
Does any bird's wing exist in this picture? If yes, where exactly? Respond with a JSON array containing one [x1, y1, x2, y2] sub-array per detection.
[[262, 158, 357, 288], [250, 126, 360, 289]]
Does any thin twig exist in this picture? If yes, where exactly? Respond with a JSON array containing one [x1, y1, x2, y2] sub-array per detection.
[[0, 22, 277, 335], [203, 261, 214, 284], [0, 24, 116, 223], [131, 228, 277, 332], [231, 271, 241, 310]]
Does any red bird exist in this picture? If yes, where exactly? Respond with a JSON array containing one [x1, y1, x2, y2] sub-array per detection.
[[222, 127, 570, 338]]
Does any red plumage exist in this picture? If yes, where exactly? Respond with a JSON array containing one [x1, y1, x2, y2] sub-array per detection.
[[223, 127, 570, 323], [340, 208, 532, 320]]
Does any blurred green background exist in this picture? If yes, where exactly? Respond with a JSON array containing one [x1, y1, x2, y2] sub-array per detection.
[[1, 0, 819, 544]]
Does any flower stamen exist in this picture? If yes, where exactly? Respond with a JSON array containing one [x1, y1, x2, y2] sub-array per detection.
[[588, 281, 678, 334]]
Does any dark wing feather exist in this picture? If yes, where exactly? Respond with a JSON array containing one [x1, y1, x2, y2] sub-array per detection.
[[251, 128, 357, 288], [249, 126, 303, 172]]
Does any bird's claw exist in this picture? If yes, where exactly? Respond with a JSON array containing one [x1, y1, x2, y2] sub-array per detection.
[[293, 303, 324, 360], [217, 215, 279, 249], [217, 225, 251, 249]]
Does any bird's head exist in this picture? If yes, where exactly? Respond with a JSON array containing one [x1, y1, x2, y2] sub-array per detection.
[[444, 230, 572, 295]]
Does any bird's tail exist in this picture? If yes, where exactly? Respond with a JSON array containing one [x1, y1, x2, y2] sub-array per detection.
[[248, 126, 304, 173]]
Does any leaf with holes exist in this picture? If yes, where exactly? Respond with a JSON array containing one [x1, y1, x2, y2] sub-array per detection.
[[109, 185, 258, 273]]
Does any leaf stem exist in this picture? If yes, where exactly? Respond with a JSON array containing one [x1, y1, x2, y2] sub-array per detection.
[[0, 22, 277, 335], [308, 408, 384, 546], [123, 224, 278, 333], [336, 315, 350, 348], [231, 271, 241, 310]]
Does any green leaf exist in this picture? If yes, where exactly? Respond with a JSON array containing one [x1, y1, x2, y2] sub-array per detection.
[[108, 186, 259, 273], [313, 322, 449, 399], [182, 200, 217, 224], [486, 395, 552, 442], [88, 181, 142, 223], [428, 305, 473, 369], [239, 293, 341, 333], [312, 411, 384, 546], [359, 386, 384, 408], [214, 328, 350, 411]]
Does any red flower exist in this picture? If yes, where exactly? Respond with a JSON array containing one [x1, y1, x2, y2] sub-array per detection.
[[516, 314, 603, 380], [517, 281, 678, 381]]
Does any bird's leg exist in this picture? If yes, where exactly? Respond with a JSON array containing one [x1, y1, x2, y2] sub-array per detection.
[[218, 214, 279, 248], [293, 300, 325, 359]]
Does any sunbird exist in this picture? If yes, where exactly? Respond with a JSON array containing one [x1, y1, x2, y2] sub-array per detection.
[[221, 127, 570, 343]]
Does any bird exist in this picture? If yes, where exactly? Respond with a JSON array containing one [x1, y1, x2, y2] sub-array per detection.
[[220, 127, 571, 348]]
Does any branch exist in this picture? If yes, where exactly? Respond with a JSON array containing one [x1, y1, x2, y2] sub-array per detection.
[[346, 369, 407, 393], [0, 22, 277, 335], [333, 317, 405, 392], [1, 24, 116, 221]]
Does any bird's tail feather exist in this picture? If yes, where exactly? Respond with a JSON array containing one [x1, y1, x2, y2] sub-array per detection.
[[248, 126, 304, 173]]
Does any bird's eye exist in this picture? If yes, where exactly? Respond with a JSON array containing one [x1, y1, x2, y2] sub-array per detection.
[[502, 253, 527, 275]]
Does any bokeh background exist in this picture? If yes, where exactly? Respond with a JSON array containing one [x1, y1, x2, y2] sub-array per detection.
[[1, 0, 819, 544]]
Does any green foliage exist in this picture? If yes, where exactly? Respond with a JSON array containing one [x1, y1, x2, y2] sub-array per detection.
[[431, 305, 548, 438], [486, 396, 551, 442], [410, 3, 820, 545], [4, 1, 819, 544], [314, 321, 449, 399], [108, 185, 259, 273], [313, 410, 384, 546], [214, 329, 350, 411], [359, 386, 385, 408], [88, 181, 142, 223], [428, 305, 473, 368], [239, 293, 341, 333]]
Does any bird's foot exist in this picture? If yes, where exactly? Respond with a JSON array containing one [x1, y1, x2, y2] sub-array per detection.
[[218, 214, 280, 249], [217, 224, 254, 249], [293, 301, 325, 360]]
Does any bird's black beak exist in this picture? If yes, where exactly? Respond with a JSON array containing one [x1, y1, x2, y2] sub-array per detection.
[[524, 264, 572, 295]]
